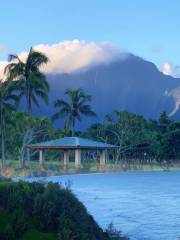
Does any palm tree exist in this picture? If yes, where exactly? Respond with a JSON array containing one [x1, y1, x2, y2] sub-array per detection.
[[52, 88, 96, 136], [0, 80, 19, 167], [4, 47, 49, 114]]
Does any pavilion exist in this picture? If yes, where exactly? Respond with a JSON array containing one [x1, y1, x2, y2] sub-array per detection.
[[29, 137, 118, 171]]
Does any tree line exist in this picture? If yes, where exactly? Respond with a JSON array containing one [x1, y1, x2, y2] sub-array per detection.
[[0, 47, 180, 169], [0, 48, 96, 168]]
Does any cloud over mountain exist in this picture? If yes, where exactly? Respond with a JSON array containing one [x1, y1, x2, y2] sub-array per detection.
[[0, 40, 126, 79], [162, 63, 172, 75], [1, 40, 180, 80], [0, 40, 180, 118], [0, 61, 8, 80], [21, 40, 126, 73], [162, 63, 180, 77]]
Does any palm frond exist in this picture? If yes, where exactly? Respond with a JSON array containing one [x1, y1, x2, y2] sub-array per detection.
[[29, 71, 49, 92], [34, 90, 49, 105], [4, 62, 25, 80], [54, 99, 70, 109], [3, 102, 16, 112], [26, 48, 49, 69], [8, 54, 21, 62], [51, 112, 62, 122], [59, 108, 70, 118], [31, 94, 40, 108], [78, 96, 91, 107], [79, 104, 97, 117], [53, 88, 96, 133], [5, 94, 19, 103], [76, 113, 82, 122]]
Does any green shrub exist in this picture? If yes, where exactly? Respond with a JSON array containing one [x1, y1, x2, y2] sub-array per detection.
[[0, 181, 126, 240], [105, 223, 129, 240], [20, 229, 55, 240]]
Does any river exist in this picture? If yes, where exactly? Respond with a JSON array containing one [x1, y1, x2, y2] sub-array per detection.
[[26, 171, 180, 240]]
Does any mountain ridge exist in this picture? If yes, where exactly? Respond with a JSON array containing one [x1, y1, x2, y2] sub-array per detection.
[[30, 54, 180, 127]]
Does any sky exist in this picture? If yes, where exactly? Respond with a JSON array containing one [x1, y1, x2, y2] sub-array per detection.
[[0, 0, 180, 76]]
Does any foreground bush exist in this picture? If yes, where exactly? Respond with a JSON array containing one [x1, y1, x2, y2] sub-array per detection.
[[0, 181, 128, 240]]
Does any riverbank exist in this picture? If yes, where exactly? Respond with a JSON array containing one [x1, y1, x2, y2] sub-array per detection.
[[1, 159, 180, 178]]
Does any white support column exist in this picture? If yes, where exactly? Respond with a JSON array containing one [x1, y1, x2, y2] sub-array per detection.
[[39, 150, 44, 166], [75, 149, 81, 170], [99, 149, 106, 171], [63, 150, 69, 171]]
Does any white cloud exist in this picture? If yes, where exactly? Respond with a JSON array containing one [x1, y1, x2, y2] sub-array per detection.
[[0, 61, 8, 80], [162, 63, 172, 75], [29, 40, 126, 73], [0, 40, 126, 78], [162, 63, 180, 77]]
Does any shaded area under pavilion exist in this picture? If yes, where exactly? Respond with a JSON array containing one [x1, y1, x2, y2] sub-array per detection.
[[29, 137, 118, 172]]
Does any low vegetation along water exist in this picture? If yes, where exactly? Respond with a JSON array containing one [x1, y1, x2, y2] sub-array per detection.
[[28, 171, 180, 240]]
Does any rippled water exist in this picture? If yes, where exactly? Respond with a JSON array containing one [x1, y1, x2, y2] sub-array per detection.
[[27, 171, 180, 240]]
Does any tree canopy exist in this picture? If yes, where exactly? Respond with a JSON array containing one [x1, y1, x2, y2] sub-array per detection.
[[4, 47, 49, 114]]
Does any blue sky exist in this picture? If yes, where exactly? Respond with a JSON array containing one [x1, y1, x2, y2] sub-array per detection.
[[0, 0, 180, 70]]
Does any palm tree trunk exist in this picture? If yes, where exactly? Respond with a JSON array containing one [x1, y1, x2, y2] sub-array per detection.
[[25, 77, 32, 115], [26, 88, 32, 115], [28, 95, 32, 115], [72, 118, 75, 136], [25, 80, 32, 167], [0, 104, 5, 168], [1, 126, 5, 168]]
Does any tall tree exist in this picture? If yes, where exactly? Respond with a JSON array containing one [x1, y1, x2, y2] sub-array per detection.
[[52, 88, 96, 136], [158, 111, 170, 134], [4, 47, 49, 114], [0, 80, 18, 167]]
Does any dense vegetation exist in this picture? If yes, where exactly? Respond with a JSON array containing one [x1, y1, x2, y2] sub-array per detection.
[[0, 181, 128, 240], [1, 110, 180, 171], [84, 111, 180, 162], [0, 47, 180, 171]]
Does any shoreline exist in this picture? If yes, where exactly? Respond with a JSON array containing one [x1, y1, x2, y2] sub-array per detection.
[[7, 165, 180, 180], [1, 160, 180, 179]]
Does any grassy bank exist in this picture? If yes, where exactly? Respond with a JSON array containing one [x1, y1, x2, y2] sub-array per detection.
[[1, 159, 180, 178]]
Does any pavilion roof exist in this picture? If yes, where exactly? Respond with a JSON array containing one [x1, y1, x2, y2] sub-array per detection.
[[29, 137, 117, 150]]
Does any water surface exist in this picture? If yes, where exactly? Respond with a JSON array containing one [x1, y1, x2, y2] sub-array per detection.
[[27, 171, 180, 240]]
